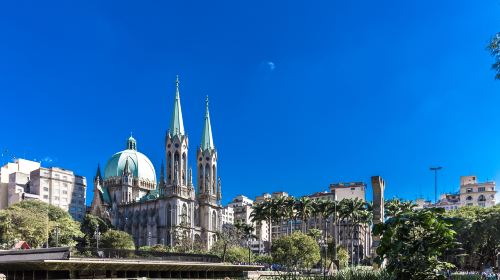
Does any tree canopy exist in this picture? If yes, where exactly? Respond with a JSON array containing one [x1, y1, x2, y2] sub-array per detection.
[[271, 231, 320, 270], [0, 200, 82, 248], [374, 208, 455, 280], [100, 229, 135, 250]]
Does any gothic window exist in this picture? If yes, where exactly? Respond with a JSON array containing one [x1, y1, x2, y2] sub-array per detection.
[[167, 152, 172, 181], [182, 153, 186, 184], [212, 211, 217, 231], [182, 204, 187, 225], [212, 165, 216, 194], [166, 205, 172, 227], [199, 164, 204, 192], [174, 152, 180, 184], [205, 164, 210, 194], [478, 195, 486, 202]]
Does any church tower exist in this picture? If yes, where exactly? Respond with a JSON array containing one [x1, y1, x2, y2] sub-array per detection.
[[164, 76, 193, 197], [197, 96, 222, 249]]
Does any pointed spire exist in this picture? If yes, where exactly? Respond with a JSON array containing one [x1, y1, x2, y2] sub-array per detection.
[[169, 75, 185, 136], [95, 164, 102, 180], [200, 96, 214, 151], [123, 158, 132, 176]]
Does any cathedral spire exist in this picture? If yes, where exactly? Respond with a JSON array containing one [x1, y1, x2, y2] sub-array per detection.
[[200, 96, 214, 151], [169, 75, 185, 137], [95, 164, 102, 181]]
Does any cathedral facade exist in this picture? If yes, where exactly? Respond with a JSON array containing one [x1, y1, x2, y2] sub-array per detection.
[[90, 77, 222, 250]]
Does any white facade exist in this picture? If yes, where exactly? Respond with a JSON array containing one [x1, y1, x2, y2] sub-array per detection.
[[221, 205, 234, 225], [459, 175, 496, 207], [0, 159, 87, 221]]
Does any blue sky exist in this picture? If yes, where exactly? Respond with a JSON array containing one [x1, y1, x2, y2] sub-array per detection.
[[1, 0, 500, 205]]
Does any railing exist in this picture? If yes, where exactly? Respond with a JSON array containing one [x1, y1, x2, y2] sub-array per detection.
[[71, 247, 221, 263]]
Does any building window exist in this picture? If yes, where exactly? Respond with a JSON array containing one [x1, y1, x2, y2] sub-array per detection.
[[43, 187, 49, 192], [62, 190, 67, 194], [466, 196, 472, 201], [43, 195, 48, 199], [478, 187, 485, 192], [466, 188, 473, 193], [54, 196, 59, 201]]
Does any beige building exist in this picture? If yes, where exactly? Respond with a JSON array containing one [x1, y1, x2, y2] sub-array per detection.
[[459, 175, 496, 207], [0, 159, 87, 221]]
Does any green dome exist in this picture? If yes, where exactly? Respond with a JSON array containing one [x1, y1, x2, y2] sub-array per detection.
[[104, 137, 156, 182]]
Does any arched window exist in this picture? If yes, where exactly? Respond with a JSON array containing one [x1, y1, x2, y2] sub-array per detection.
[[167, 152, 172, 182], [211, 211, 217, 231], [212, 165, 216, 194], [478, 195, 486, 202], [205, 164, 211, 194], [466, 196, 473, 201], [174, 152, 180, 184], [182, 204, 188, 225], [182, 153, 187, 184], [198, 164, 204, 192], [166, 205, 172, 227]]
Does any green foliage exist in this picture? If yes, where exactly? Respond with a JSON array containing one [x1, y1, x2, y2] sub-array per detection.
[[271, 231, 320, 270], [225, 246, 253, 263], [100, 229, 135, 250], [0, 200, 83, 248], [487, 33, 500, 79], [255, 254, 273, 265], [138, 244, 169, 252], [213, 223, 240, 262], [337, 247, 349, 269], [79, 214, 110, 248], [374, 208, 455, 280], [444, 205, 500, 270]]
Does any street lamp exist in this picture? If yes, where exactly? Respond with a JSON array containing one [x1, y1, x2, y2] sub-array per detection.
[[94, 225, 101, 249], [430, 167, 443, 203]]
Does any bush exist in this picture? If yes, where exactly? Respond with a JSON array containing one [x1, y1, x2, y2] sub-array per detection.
[[100, 229, 135, 250]]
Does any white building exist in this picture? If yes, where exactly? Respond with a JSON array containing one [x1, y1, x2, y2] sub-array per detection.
[[221, 205, 234, 225], [0, 159, 87, 221], [459, 175, 496, 207]]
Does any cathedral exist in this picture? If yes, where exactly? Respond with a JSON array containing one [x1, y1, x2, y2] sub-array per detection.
[[90, 77, 222, 250]]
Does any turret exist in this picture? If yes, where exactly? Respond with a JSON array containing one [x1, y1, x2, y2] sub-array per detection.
[[197, 96, 218, 202]]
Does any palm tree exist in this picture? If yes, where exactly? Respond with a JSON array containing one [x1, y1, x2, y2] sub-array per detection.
[[295, 197, 314, 233], [273, 196, 287, 237], [250, 203, 266, 254], [283, 196, 296, 235], [385, 198, 417, 218], [340, 198, 365, 266]]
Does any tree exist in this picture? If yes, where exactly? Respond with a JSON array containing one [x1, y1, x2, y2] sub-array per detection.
[[79, 214, 110, 248], [213, 223, 240, 262], [374, 208, 455, 280], [100, 229, 135, 250], [295, 197, 314, 233], [226, 246, 253, 263], [271, 231, 320, 271], [488, 33, 500, 79], [0, 200, 83, 248], [445, 205, 500, 270]]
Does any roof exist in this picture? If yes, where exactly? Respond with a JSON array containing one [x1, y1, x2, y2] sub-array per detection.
[[201, 96, 214, 151], [169, 76, 185, 137], [104, 137, 156, 183]]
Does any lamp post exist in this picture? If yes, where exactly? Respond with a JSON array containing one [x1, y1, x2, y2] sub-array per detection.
[[94, 225, 101, 249], [430, 167, 443, 203]]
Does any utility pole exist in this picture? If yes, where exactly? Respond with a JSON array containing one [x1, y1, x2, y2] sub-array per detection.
[[430, 167, 442, 203]]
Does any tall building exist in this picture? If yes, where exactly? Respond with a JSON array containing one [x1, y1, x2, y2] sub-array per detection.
[[90, 77, 223, 250], [0, 159, 87, 221]]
